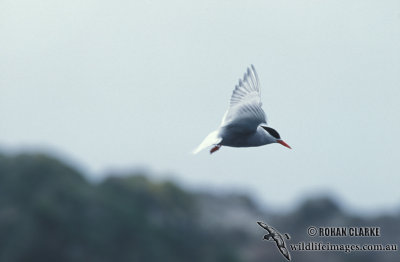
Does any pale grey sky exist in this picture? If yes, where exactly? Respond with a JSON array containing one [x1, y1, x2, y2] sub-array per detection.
[[1, 0, 400, 213]]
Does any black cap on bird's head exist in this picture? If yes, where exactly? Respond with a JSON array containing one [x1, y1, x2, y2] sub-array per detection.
[[261, 126, 291, 149]]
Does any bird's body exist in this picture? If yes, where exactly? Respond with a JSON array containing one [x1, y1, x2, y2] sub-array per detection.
[[193, 65, 290, 154], [219, 125, 275, 148]]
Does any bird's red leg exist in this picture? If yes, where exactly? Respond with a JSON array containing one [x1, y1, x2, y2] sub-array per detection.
[[210, 145, 221, 154]]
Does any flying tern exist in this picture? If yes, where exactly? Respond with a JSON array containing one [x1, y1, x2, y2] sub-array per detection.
[[193, 65, 291, 154]]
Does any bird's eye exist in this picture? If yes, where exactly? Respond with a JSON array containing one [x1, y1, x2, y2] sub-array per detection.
[[262, 126, 281, 139]]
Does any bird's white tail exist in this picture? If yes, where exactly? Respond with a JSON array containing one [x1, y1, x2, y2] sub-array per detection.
[[192, 130, 222, 154]]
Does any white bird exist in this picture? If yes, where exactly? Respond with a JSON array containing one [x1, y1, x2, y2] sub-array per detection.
[[193, 65, 291, 154]]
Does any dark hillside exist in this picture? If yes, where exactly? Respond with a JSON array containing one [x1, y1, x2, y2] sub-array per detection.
[[0, 153, 398, 262]]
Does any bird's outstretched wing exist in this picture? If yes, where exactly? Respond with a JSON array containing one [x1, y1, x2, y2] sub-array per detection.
[[221, 65, 267, 133]]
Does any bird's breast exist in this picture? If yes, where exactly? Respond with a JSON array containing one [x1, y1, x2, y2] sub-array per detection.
[[220, 127, 273, 148]]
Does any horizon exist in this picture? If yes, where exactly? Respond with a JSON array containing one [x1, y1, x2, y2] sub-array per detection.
[[1, 145, 399, 217]]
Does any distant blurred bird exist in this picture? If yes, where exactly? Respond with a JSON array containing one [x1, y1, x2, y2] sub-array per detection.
[[193, 65, 291, 154]]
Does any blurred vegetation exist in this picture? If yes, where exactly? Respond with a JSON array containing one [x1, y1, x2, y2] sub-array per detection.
[[0, 152, 399, 262]]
